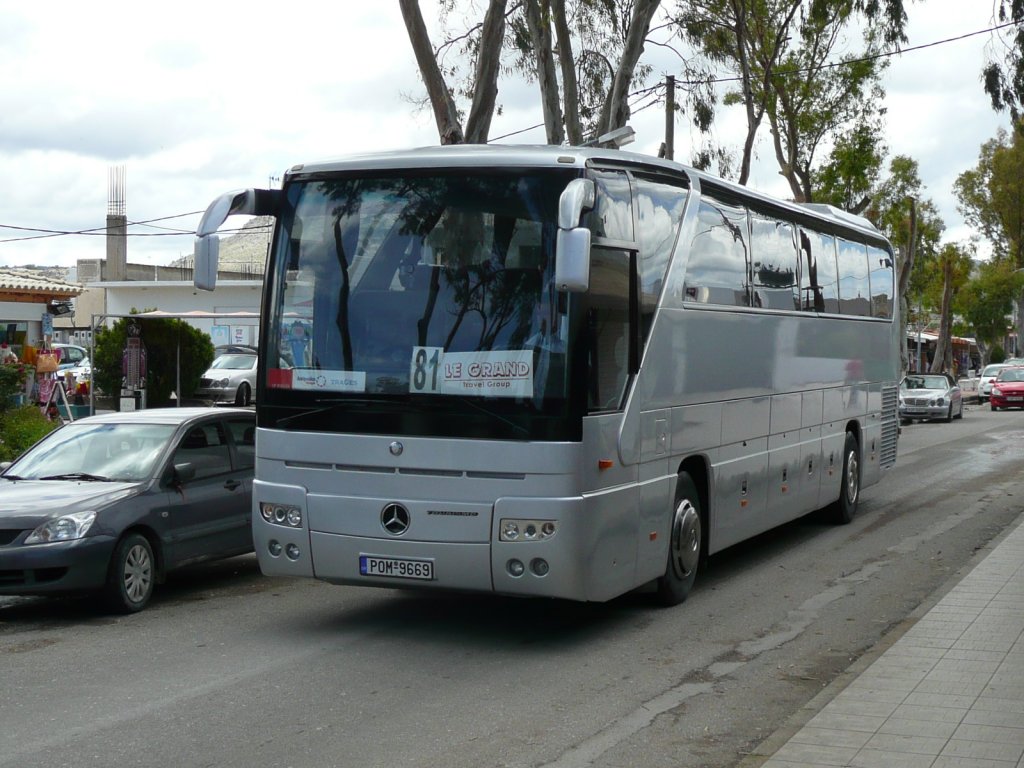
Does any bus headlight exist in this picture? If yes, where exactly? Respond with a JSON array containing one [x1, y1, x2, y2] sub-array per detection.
[[500, 519, 556, 542], [260, 502, 303, 528]]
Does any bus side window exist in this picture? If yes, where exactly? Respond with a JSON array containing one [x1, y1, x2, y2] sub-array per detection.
[[634, 176, 688, 336], [868, 245, 894, 319], [749, 212, 799, 310], [837, 239, 872, 316], [799, 228, 840, 313], [682, 197, 750, 307]]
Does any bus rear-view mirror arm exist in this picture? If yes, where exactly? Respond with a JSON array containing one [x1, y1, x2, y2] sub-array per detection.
[[194, 188, 281, 291], [555, 178, 595, 293]]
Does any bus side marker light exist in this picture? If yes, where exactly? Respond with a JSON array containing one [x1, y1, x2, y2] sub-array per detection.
[[598, 459, 614, 470], [649, 532, 657, 541], [740, 499, 749, 508]]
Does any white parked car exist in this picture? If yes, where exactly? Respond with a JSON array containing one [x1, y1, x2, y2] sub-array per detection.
[[978, 363, 1012, 402]]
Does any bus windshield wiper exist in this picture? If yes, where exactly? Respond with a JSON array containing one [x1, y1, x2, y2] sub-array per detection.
[[38, 472, 112, 482], [2, 474, 25, 480]]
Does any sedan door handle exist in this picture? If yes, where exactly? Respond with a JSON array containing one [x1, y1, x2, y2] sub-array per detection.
[[224, 479, 241, 491]]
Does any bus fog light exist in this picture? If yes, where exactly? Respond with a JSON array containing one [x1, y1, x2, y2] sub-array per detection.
[[530, 558, 549, 576], [285, 543, 301, 560], [268, 540, 282, 557], [507, 559, 525, 577]]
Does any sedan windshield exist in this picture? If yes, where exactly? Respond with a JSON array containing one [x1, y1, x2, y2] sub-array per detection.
[[997, 369, 1024, 382], [4, 423, 176, 482], [902, 375, 949, 390], [210, 355, 256, 371]]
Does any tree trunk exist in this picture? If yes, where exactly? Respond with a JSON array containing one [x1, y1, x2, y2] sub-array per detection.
[[896, 199, 918, 376], [929, 255, 954, 374], [597, 0, 661, 135], [464, 0, 509, 144], [525, 0, 565, 145], [551, 0, 582, 145], [399, 0, 465, 145]]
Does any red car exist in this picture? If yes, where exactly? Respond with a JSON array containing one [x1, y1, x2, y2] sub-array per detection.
[[989, 366, 1024, 410]]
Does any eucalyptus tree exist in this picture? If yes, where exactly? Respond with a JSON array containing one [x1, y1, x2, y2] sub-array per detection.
[[400, 0, 665, 146], [672, 0, 907, 199], [955, 124, 1024, 358], [982, 1, 1024, 119]]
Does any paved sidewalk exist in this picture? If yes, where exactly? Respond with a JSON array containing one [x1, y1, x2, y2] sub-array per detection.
[[749, 516, 1024, 768]]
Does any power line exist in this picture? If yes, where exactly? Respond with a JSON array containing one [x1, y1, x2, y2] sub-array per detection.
[[0, 212, 271, 245]]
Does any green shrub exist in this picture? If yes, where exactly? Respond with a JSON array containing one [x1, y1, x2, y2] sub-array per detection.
[[991, 347, 1007, 364], [93, 315, 215, 409], [0, 363, 31, 412], [0, 405, 59, 462]]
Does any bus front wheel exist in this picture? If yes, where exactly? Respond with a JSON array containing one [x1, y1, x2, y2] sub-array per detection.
[[657, 472, 703, 606]]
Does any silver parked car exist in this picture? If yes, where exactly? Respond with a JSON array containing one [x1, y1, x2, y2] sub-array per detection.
[[195, 352, 258, 406], [899, 373, 963, 423], [0, 407, 255, 612]]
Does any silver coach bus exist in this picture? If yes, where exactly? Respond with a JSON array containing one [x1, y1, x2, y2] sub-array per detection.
[[194, 144, 900, 605]]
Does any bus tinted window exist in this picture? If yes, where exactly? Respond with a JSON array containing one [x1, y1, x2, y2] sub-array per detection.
[[587, 170, 633, 242], [634, 176, 688, 328], [750, 212, 798, 310], [868, 245, 894, 318], [798, 228, 839, 313], [837, 239, 871, 316], [683, 198, 750, 307]]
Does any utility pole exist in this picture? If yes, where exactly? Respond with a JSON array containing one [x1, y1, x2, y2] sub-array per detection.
[[663, 75, 675, 161]]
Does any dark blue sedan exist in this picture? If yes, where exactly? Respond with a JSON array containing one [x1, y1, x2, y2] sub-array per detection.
[[0, 407, 255, 612]]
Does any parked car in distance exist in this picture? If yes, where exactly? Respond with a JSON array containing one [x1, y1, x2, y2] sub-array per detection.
[[978, 363, 1011, 401], [989, 366, 1024, 410], [899, 373, 963, 424], [214, 344, 258, 358], [195, 352, 258, 406], [0, 407, 255, 612], [53, 342, 88, 370]]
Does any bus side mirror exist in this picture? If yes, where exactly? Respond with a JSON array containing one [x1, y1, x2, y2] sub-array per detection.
[[556, 228, 591, 292], [193, 188, 280, 292], [194, 235, 220, 292], [555, 178, 595, 293]]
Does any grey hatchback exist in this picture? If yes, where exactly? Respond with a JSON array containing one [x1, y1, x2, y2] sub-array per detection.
[[0, 407, 255, 612]]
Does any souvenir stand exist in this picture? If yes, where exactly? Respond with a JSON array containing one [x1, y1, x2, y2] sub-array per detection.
[[34, 338, 76, 422]]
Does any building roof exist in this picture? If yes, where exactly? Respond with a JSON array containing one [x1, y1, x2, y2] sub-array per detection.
[[0, 267, 82, 297]]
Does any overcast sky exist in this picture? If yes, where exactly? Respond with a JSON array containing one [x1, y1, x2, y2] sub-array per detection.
[[0, 0, 1012, 270]]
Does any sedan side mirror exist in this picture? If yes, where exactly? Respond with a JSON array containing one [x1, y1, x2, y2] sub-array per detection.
[[173, 462, 197, 484]]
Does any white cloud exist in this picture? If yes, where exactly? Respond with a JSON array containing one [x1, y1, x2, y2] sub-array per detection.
[[0, 0, 1013, 268]]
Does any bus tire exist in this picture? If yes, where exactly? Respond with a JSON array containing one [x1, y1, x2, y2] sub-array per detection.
[[828, 432, 860, 525], [656, 472, 702, 606]]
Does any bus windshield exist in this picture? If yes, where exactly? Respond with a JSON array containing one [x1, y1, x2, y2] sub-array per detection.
[[263, 169, 579, 433]]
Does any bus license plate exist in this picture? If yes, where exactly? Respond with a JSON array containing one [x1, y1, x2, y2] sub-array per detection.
[[359, 555, 434, 581]]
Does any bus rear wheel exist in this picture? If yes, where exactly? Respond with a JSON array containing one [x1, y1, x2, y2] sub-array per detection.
[[657, 472, 702, 606], [828, 432, 860, 525]]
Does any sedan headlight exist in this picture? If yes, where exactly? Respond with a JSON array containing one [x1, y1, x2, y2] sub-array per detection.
[[25, 511, 97, 544], [992, 386, 1002, 396]]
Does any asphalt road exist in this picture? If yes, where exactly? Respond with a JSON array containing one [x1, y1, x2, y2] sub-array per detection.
[[2, 401, 1023, 768]]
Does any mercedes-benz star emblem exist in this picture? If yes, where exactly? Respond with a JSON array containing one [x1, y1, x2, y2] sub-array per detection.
[[381, 503, 410, 535], [389, 441, 404, 456]]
